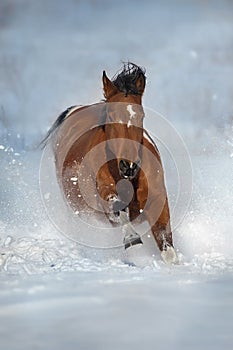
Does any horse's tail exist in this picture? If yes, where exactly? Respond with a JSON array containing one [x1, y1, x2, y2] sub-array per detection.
[[39, 105, 77, 149]]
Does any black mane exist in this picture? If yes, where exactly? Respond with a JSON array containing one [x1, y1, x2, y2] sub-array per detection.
[[112, 62, 146, 96]]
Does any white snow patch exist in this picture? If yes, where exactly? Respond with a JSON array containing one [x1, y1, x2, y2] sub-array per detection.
[[70, 177, 78, 181], [44, 192, 50, 200]]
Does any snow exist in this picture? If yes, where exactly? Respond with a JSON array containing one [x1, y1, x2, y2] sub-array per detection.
[[0, 0, 233, 349]]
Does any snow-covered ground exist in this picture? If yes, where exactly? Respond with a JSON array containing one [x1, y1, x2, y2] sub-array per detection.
[[0, 1, 233, 349]]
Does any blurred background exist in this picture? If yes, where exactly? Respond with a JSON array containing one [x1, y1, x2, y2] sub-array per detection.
[[1, 0, 233, 140]]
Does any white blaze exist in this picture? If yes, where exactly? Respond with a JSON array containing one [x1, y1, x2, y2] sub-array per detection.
[[127, 104, 136, 127]]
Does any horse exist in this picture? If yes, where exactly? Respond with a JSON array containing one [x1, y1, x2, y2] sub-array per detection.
[[42, 63, 178, 264]]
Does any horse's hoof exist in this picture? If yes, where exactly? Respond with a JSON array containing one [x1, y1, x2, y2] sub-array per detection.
[[124, 235, 143, 249], [108, 211, 120, 224], [161, 245, 179, 265]]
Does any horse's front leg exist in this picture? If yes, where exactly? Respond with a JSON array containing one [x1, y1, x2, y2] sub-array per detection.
[[96, 163, 116, 211], [118, 211, 143, 249], [144, 196, 178, 264], [96, 163, 125, 222], [137, 176, 178, 264], [96, 165, 142, 246]]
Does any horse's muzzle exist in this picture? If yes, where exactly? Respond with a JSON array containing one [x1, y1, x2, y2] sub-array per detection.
[[119, 159, 141, 180]]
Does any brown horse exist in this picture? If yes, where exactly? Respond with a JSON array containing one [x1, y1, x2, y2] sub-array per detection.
[[43, 63, 177, 264]]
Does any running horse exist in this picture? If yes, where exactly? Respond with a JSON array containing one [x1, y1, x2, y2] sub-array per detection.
[[42, 63, 178, 264]]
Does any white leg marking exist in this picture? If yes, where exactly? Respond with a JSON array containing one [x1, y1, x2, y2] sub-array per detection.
[[161, 246, 179, 264]]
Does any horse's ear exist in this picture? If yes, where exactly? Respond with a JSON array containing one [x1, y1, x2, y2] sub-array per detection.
[[103, 71, 118, 99], [135, 73, 146, 95]]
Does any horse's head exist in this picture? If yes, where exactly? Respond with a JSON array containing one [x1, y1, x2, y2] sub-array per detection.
[[103, 63, 146, 180]]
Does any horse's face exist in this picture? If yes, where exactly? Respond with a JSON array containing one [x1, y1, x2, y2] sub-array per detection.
[[105, 101, 144, 179], [104, 93, 145, 180]]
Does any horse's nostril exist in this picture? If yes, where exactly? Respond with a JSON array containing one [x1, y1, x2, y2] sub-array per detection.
[[119, 159, 129, 172], [131, 159, 141, 170], [119, 159, 141, 179]]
